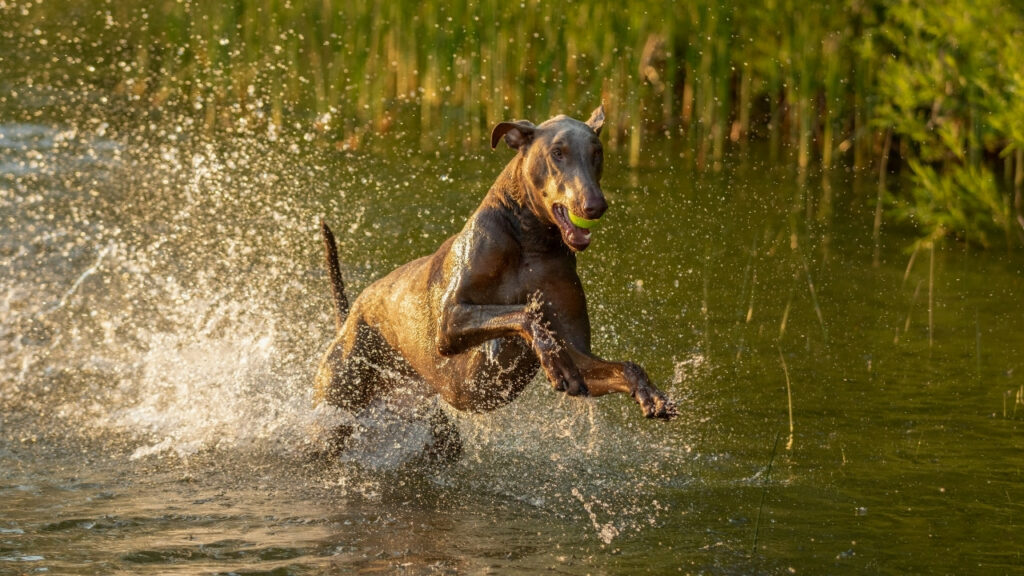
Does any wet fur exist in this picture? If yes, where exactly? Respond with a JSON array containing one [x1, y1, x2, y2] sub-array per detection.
[[316, 106, 676, 456]]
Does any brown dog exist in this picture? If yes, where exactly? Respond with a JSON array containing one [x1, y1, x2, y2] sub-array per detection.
[[316, 106, 676, 454]]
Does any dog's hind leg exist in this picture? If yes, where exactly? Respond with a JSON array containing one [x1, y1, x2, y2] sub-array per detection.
[[315, 318, 395, 408], [425, 405, 462, 462], [315, 220, 376, 454], [313, 320, 399, 455]]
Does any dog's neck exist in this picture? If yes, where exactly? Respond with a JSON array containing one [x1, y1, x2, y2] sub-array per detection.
[[486, 155, 571, 256]]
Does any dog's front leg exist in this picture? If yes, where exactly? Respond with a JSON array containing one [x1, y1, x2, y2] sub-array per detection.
[[437, 302, 587, 396], [563, 345, 677, 420]]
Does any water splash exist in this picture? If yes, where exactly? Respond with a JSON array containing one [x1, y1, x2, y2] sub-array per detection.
[[572, 487, 621, 545], [114, 314, 289, 459], [1, 119, 705, 547]]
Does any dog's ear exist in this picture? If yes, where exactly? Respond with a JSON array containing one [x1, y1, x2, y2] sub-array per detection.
[[586, 105, 605, 135], [490, 120, 535, 150]]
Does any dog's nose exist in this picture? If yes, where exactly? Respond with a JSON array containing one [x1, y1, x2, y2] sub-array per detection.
[[582, 194, 608, 220]]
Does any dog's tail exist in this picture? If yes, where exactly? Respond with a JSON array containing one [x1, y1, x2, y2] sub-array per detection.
[[320, 219, 349, 329]]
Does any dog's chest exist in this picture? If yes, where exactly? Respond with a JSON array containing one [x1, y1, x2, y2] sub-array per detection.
[[512, 254, 582, 298]]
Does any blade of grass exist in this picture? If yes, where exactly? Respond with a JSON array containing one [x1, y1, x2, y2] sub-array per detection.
[[778, 346, 795, 451], [752, 431, 781, 555]]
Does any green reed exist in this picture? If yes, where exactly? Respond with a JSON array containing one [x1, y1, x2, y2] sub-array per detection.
[[5, 0, 1023, 248]]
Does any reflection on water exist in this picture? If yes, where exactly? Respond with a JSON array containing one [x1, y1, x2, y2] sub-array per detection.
[[2, 87, 1024, 576]]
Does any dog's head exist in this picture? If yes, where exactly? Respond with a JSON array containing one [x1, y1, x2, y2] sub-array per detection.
[[491, 106, 607, 252]]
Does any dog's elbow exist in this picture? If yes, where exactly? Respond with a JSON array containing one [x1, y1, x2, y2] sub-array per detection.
[[435, 313, 458, 357], [436, 340, 456, 357], [436, 329, 460, 357], [436, 324, 450, 355]]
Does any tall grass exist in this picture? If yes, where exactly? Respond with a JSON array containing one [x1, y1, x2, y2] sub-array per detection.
[[5, 0, 1023, 247]]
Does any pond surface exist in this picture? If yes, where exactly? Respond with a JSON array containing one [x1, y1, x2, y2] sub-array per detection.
[[3, 115, 1023, 574], [3, 24, 1024, 576]]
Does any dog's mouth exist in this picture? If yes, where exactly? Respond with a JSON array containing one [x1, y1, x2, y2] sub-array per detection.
[[552, 204, 594, 252]]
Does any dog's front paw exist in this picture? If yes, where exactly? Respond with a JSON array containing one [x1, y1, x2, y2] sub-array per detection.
[[545, 351, 588, 397], [529, 316, 588, 397], [635, 386, 678, 420]]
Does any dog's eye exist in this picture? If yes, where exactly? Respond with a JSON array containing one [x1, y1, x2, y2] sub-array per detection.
[[552, 148, 563, 160]]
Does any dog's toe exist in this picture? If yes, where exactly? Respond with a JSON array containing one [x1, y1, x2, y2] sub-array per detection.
[[657, 399, 679, 420], [638, 389, 677, 420]]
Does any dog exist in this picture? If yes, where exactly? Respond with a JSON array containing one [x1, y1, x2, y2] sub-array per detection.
[[316, 106, 676, 456]]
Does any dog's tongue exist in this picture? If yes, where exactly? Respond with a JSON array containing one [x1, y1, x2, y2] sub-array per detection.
[[568, 223, 591, 246], [555, 206, 592, 251]]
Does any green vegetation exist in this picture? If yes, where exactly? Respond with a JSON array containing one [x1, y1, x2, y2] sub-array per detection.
[[4, 0, 1022, 248], [873, 0, 1024, 249]]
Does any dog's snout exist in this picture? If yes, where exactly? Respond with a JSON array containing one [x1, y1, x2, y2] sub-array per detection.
[[582, 194, 608, 220]]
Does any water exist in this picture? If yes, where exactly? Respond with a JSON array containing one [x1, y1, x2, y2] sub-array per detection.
[[3, 13, 1024, 576]]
